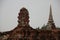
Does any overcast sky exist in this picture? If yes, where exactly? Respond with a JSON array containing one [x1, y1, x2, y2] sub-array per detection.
[[0, 0, 60, 32]]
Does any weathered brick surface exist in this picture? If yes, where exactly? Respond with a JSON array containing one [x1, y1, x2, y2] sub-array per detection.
[[0, 7, 60, 40]]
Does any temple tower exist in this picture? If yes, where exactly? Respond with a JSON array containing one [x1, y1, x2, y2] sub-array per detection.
[[17, 7, 30, 27], [46, 5, 56, 30], [8, 7, 33, 39]]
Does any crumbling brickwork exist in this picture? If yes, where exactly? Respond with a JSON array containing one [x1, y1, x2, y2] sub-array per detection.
[[0, 7, 60, 40]]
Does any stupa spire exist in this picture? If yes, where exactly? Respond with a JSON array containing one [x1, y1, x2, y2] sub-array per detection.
[[48, 5, 53, 22], [46, 5, 56, 30]]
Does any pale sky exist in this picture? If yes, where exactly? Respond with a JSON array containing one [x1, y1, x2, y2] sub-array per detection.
[[0, 0, 60, 32]]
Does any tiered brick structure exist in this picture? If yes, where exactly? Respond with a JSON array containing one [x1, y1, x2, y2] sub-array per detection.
[[8, 7, 33, 40], [0, 6, 60, 40]]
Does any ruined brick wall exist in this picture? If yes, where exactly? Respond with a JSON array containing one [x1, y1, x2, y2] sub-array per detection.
[[7, 29, 60, 40], [0, 7, 60, 40]]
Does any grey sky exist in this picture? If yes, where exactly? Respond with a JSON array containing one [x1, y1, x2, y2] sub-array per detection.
[[0, 0, 60, 32]]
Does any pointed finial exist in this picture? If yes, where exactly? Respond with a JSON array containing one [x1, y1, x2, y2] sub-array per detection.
[[46, 5, 56, 30], [48, 5, 53, 22]]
